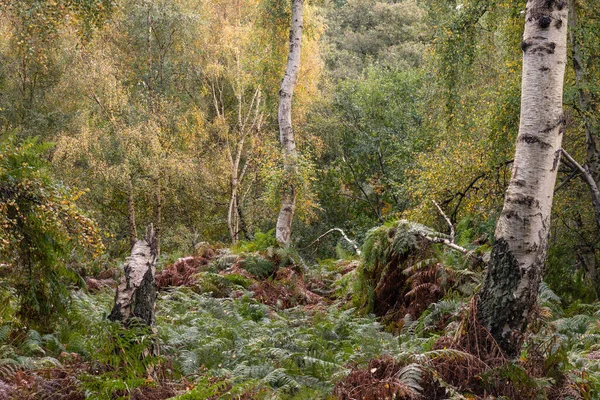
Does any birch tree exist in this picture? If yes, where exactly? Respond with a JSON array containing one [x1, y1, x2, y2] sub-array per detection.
[[276, 0, 303, 246], [476, 0, 569, 357]]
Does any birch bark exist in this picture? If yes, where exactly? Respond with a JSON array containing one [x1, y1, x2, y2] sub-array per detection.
[[477, 0, 569, 357], [276, 0, 303, 246]]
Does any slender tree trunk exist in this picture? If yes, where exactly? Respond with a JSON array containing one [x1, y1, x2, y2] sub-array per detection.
[[477, 0, 569, 357], [237, 202, 249, 240], [228, 176, 239, 243], [154, 180, 162, 258], [569, 0, 600, 229], [127, 184, 138, 249], [276, 0, 303, 246]]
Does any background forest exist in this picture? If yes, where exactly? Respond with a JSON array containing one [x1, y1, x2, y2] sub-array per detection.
[[1, 0, 600, 399]]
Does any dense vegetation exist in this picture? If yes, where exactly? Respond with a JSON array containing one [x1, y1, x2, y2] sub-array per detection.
[[1, 0, 600, 398]]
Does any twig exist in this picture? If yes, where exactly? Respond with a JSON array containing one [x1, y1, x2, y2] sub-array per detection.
[[305, 228, 361, 255]]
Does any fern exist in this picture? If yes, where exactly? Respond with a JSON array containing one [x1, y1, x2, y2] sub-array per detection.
[[0, 325, 10, 345], [156, 287, 403, 397]]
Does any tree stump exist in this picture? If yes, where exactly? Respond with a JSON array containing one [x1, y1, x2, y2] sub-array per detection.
[[108, 226, 159, 377], [108, 226, 157, 326]]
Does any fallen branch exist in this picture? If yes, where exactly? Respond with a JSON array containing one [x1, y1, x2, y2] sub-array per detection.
[[433, 200, 455, 242], [306, 228, 361, 256], [423, 235, 472, 256]]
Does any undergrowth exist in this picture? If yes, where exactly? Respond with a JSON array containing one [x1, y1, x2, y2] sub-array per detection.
[[1, 225, 600, 399], [158, 288, 401, 399]]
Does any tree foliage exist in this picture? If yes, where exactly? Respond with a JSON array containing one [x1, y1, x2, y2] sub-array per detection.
[[0, 136, 102, 328]]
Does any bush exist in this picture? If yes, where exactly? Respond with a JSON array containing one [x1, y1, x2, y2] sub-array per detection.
[[0, 136, 103, 330]]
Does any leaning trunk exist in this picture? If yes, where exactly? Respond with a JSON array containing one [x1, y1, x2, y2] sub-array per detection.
[[477, 0, 569, 357], [275, 0, 303, 246]]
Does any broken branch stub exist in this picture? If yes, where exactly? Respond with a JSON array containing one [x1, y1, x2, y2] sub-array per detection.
[[108, 226, 158, 326]]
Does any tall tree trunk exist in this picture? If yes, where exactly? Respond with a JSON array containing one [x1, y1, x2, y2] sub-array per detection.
[[228, 137, 244, 244], [477, 0, 569, 358], [276, 0, 303, 246]]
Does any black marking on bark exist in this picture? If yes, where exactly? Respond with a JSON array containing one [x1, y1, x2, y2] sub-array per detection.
[[538, 15, 551, 29], [551, 149, 561, 171], [555, 19, 563, 29], [544, 0, 566, 10], [502, 209, 522, 221], [518, 134, 552, 148], [528, 242, 539, 252], [554, 0, 567, 10], [507, 195, 538, 208], [513, 178, 526, 187], [526, 42, 556, 55], [541, 114, 566, 133], [539, 66, 550, 72]]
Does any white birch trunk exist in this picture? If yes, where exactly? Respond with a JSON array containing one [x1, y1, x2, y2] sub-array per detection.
[[276, 0, 303, 246], [477, 0, 569, 357]]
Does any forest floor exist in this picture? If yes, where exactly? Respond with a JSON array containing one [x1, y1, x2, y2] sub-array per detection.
[[1, 239, 600, 399]]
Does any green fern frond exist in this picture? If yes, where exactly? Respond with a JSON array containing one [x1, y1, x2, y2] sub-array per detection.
[[0, 326, 10, 345], [404, 258, 439, 275]]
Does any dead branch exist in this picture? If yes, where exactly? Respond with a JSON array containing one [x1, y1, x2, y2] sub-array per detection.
[[423, 235, 473, 256], [560, 149, 600, 198], [433, 200, 455, 242], [306, 228, 361, 255]]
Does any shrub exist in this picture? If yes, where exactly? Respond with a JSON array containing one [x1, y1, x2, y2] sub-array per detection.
[[0, 136, 103, 330]]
